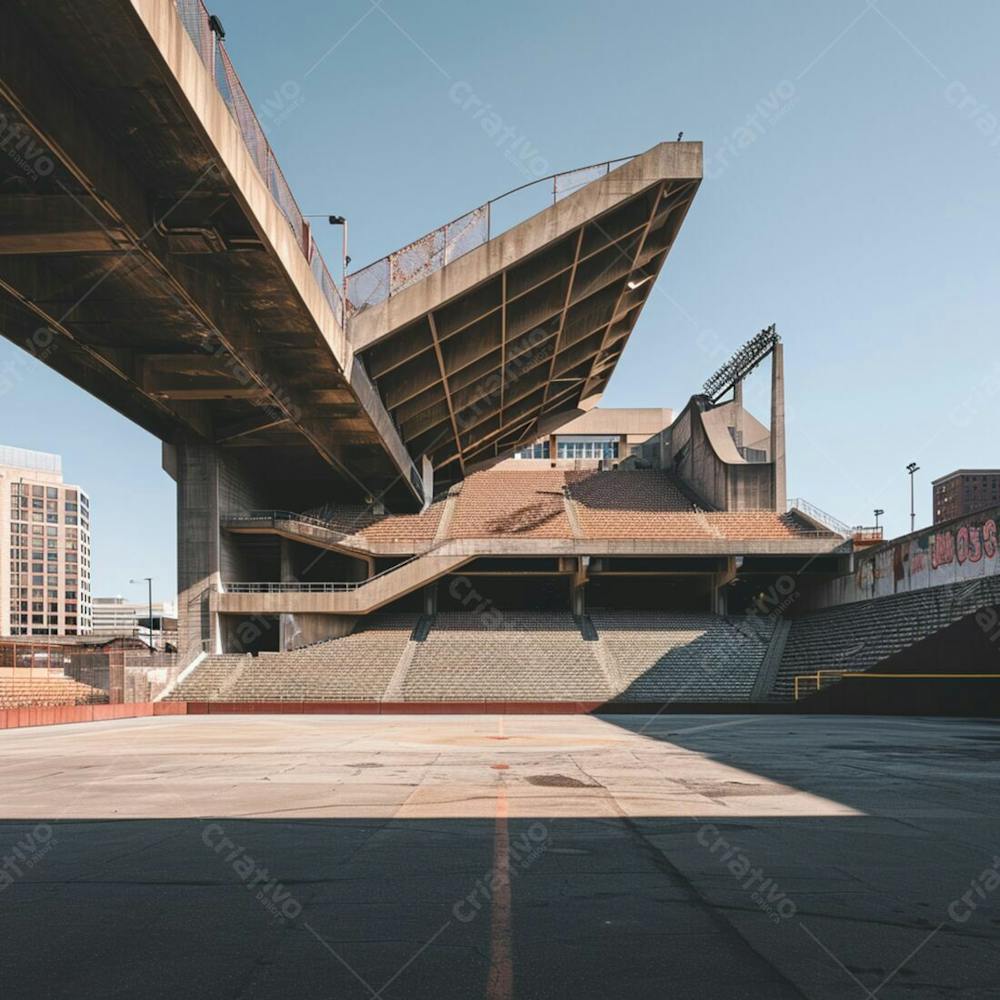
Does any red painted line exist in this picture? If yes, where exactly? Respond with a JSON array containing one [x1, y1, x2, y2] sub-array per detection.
[[487, 777, 513, 1000]]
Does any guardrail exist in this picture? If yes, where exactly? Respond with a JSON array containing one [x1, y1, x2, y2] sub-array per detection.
[[786, 498, 851, 537], [346, 156, 637, 314], [172, 0, 345, 328], [794, 669, 1000, 701], [793, 670, 849, 700], [228, 508, 363, 538], [170, 3, 637, 325]]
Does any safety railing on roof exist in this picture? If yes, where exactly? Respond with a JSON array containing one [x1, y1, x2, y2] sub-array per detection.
[[786, 498, 852, 537], [170, 1, 636, 326], [787, 499, 886, 543], [172, 0, 345, 328], [346, 157, 637, 314]]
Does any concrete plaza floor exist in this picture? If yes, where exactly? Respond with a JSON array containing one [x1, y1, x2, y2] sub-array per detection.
[[0, 713, 997, 998]]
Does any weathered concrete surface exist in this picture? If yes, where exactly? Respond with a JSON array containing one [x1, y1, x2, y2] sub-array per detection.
[[0, 714, 996, 998]]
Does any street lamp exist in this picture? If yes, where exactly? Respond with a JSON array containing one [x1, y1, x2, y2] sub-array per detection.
[[130, 577, 153, 654], [906, 463, 919, 533], [873, 508, 884, 530], [327, 215, 350, 300], [305, 214, 351, 299]]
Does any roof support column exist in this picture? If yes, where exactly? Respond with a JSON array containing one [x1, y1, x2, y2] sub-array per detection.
[[770, 342, 786, 511]]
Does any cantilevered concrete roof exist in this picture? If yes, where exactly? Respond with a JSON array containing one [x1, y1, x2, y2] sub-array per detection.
[[351, 143, 701, 487]]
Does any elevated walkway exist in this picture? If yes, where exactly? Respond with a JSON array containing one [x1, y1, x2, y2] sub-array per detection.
[[216, 547, 473, 616]]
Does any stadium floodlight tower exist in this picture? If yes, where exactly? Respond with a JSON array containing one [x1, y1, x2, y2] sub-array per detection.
[[702, 324, 781, 404]]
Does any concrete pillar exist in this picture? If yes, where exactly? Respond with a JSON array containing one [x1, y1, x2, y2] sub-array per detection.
[[174, 441, 223, 666], [732, 378, 745, 451], [421, 454, 434, 510], [279, 539, 297, 651], [172, 440, 267, 663], [770, 341, 786, 512], [423, 582, 437, 615], [548, 433, 557, 466]]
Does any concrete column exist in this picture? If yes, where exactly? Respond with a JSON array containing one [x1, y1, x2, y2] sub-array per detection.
[[173, 441, 223, 666], [172, 440, 267, 663], [770, 342, 786, 512], [279, 539, 297, 651], [421, 454, 434, 510], [732, 378, 745, 452], [423, 583, 437, 615]]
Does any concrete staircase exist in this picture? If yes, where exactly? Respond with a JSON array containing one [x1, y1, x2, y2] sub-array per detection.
[[591, 611, 776, 702], [165, 615, 418, 701], [401, 612, 611, 701]]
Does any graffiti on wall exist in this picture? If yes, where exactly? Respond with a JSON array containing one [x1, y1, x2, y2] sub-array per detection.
[[931, 519, 998, 569], [844, 510, 1000, 606]]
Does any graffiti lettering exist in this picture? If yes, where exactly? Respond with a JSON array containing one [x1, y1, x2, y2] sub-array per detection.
[[933, 518, 996, 569], [985, 520, 998, 560]]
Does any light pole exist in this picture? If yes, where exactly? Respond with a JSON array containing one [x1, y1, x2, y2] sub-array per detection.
[[906, 463, 919, 533], [304, 215, 350, 300], [327, 215, 350, 302], [873, 508, 884, 530], [130, 577, 154, 654]]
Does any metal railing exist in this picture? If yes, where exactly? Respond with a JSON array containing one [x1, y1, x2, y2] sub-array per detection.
[[228, 508, 364, 540], [226, 507, 430, 546], [793, 670, 849, 700], [172, 0, 345, 327], [794, 669, 1000, 701], [786, 498, 852, 537], [173, 1, 636, 325], [223, 535, 456, 593], [346, 156, 637, 314]]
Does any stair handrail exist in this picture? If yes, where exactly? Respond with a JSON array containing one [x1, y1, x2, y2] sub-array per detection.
[[222, 536, 459, 593]]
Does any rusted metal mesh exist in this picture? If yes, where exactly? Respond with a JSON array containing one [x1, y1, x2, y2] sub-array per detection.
[[172, 0, 348, 328], [349, 206, 488, 313], [173, 0, 212, 64], [309, 238, 345, 327], [346, 259, 390, 314], [554, 163, 610, 202], [346, 159, 634, 315]]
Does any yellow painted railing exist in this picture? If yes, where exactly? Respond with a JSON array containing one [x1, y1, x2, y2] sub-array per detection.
[[793, 671, 1000, 700]]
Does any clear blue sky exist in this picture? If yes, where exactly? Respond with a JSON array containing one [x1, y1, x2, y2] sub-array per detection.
[[1, 0, 997, 601]]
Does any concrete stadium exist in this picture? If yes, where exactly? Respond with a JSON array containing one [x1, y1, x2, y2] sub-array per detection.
[[1, 1, 999, 998]]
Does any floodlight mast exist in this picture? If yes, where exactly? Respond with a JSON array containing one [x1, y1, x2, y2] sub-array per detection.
[[702, 324, 780, 404]]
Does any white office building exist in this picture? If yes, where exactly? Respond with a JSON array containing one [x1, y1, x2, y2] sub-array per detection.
[[0, 445, 92, 637]]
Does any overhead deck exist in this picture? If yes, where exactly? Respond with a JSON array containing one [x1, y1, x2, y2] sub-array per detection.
[[353, 145, 701, 485], [0, 0, 701, 508], [0, 0, 419, 504]]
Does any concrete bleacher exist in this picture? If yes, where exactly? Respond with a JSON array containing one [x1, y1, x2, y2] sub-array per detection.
[[448, 471, 574, 539], [163, 608, 784, 705], [0, 675, 107, 708], [402, 612, 611, 701], [771, 576, 1000, 700], [592, 611, 775, 702], [165, 615, 418, 702]]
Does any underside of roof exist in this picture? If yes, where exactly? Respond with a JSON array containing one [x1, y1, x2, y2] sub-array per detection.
[[353, 147, 701, 490]]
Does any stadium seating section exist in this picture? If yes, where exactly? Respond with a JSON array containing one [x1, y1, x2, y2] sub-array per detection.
[[165, 611, 779, 704], [0, 675, 107, 708], [770, 576, 1000, 700]]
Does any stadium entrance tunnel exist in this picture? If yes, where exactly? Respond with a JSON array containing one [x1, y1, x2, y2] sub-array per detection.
[[220, 614, 280, 655]]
